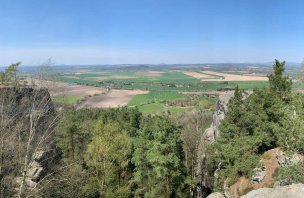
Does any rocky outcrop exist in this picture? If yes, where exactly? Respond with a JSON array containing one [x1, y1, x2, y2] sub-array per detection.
[[197, 91, 253, 197], [276, 149, 304, 166], [241, 183, 304, 198], [26, 149, 58, 184], [0, 87, 58, 190], [204, 91, 234, 141], [195, 92, 235, 197], [251, 167, 266, 184]]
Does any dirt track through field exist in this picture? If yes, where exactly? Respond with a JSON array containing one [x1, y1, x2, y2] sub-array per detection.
[[201, 71, 268, 81], [76, 89, 148, 109], [136, 71, 164, 77], [184, 71, 268, 81], [183, 71, 215, 79]]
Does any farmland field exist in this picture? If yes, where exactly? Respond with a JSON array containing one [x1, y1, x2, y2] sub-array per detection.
[[51, 95, 84, 105], [56, 69, 271, 92], [128, 91, 185, 106], [76, 89, 148, 109], [21, 64, 304, 113], [128, 91, 217, 114]]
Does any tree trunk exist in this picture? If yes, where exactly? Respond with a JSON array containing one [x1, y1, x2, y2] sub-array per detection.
[[0, 137, 3, 176]]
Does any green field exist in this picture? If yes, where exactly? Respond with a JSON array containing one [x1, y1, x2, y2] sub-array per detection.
[[51, 95, 84, 105], [128, 91, 188, 113], [128, 91, 185, 106], [23, 66, 304, 114], [127, 91, 217, 114], [59, 73, 270, 91]]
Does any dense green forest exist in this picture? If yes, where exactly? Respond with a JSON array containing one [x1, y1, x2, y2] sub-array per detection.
[[207, 60, 304, 191], [34, 107, 211, 197]]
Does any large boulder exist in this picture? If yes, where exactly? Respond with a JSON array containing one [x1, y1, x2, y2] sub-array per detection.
[[241, 183, 304, 198], [251, 167, 266, 184], [206, 192, 225, 198]]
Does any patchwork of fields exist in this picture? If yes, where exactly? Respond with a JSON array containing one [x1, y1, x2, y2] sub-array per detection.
[[76, 89, 148, 109], [27, 66, 301, 114], [127, 91, 217, 114], [57, 69, 270, 92]]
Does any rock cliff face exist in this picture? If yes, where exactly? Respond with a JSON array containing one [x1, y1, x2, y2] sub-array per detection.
[[197, 91, 254, 197], [0, 87, 58, 190], [197, 91, 304, 198], [204, 91, 234, 141], [196, 91, 234, 198]]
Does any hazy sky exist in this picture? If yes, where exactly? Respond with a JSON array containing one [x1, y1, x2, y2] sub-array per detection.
[[0, 0, 303, 65]]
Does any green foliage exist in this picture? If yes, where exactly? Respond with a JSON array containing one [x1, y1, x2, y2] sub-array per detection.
[[54, 107, 190, 197], [132, 116, 186, 197], [210, 87, 285, 188], [138, 102, 165, 113], [207, 60, 304, 191], [56, 109, 99, 163], [276, 162, 304, 184], [128, 91, 185, 106], [85, 123, 132, 197], [0, 72, 5, 84], [51, 95, 84, 105], [268, 59, 292, 99], [0, 62, 21, 85]]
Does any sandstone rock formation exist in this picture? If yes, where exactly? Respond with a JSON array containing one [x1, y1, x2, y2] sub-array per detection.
[[276, 149, 304, 166], [204, 91, 234, 141], [206, 192, 225, 198], [251, 167, 266, 184], [0, 87, 58, 191], [241, 183, 304, 198], [196, 91, 235, 197]]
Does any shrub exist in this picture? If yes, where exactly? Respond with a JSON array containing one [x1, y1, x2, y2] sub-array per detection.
[[276, 162, 304, 184]]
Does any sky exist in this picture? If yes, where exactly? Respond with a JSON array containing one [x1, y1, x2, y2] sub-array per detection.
[[0, 0, 304, 65]]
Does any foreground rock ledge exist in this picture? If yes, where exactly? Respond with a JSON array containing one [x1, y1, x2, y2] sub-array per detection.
[[241, 183, 304, 198], [206, 192, 225, 198]]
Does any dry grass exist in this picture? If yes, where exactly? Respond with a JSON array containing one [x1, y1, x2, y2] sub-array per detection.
[[183, 71, 214, 79]]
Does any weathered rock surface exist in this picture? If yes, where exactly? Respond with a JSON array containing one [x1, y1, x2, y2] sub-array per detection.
[[27, 150, 58, 183], [241, 183, 304, 198], [0, 87, 58, 189], [276, 150, 289, 165], [195, 91, 235, 197], [206, 192, 225, 198], [251, 168, 266, 184], [204, 91, 234, 141], [290, 153, 304, 165], [276, 149, 304, 166]]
